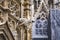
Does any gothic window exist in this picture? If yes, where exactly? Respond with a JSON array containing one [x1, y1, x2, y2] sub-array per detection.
[[32, 12, 49, 39], [35, 18, 48, 36]]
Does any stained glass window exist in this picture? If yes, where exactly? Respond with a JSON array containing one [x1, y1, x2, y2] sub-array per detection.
[[32, 16, 48, 38], [35, 19, 48, 36]]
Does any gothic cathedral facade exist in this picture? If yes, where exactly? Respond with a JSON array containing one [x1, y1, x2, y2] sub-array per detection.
[[0, 0, 60, 40]]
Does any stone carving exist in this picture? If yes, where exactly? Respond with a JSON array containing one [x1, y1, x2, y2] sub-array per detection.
[[8, 0, 20, 18], [0, 9, 6, 25], [0, 17, 6, 25], [0, 0, 57, 40]]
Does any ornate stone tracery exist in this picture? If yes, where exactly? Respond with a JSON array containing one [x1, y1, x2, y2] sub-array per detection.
[[0, 0, 55, 40], [8, 0, 20, 18]]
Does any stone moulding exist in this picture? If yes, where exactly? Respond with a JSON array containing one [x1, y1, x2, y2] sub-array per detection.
[[0, 22, 15, 40]]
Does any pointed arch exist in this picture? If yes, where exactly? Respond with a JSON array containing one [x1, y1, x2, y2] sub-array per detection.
[[34, 0, 49, 20], [0, 22, 15, 40]]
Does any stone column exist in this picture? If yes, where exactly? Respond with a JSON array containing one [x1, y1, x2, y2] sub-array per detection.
[[20, 25, 26, 40], [21, 0, 24, 18], [26, 23, 32, 40], [21, 27, 23, 40], [27, 29, 30, 40], [30, 0, 34, 18], [23, 0, 31, 19]]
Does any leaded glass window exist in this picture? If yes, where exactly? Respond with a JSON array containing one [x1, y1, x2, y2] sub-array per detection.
[[32, 17, 48, 38], [35, 19, 48, 36]]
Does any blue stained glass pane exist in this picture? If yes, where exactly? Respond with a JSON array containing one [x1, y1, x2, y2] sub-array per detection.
[[39, 29, 43, 35], [44, 21, 48, 25], [39, 32, 43, 35], [39, 29, 42, 33], [35, 23, 39, 28], [43, 29, 47, 35], [39, 24, 42, 28], [43, 32, 47, 36], [35, 29, 39, 35]]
